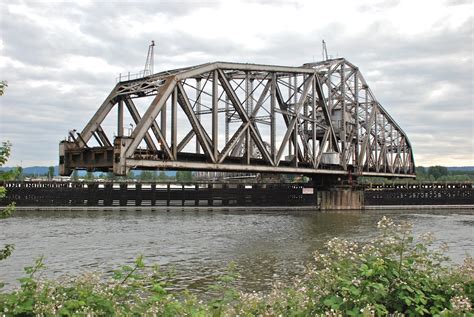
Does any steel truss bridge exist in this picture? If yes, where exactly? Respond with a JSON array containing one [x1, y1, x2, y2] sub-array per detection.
[[59, 58, 415, 179]]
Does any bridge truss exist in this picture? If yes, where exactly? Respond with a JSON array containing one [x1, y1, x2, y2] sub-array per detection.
[[59, 58, 415, 178]]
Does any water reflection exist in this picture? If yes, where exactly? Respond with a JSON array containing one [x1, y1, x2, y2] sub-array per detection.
[[1, 208, 473, 292]]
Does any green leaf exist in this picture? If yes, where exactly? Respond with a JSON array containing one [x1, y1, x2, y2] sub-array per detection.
[[135, 254, 145, 268]]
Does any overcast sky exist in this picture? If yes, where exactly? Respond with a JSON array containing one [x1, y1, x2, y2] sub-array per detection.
[[0, 0, 472, 167]]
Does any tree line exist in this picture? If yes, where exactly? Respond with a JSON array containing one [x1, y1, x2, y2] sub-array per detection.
[[415, 165, 474, 182]]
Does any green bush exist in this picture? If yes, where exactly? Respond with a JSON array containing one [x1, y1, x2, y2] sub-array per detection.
[[1, 218, 473, 316]]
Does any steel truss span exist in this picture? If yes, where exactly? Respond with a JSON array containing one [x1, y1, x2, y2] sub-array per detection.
[[59, 58, 415, 178]]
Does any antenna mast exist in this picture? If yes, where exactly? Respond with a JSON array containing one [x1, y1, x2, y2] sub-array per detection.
[[144, 40, 155, 76], [322, 40, 329, 61]]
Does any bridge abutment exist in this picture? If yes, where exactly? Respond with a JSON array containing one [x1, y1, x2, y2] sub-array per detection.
[[318, 188, 364, 210]]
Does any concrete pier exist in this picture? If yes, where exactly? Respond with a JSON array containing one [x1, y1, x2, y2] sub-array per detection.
[[319, 188, 364, 210]]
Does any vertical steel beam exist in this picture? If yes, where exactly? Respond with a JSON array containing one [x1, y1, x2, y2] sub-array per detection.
[[225, 94, 230, 143], [270, 74, 276, 161], [212, 70, 219, 159], [312, 76, 317, 167], [354, 70, 359, 165], [196, 78, 201, 154], [293, 117, 298, 167], [249, 77, 254, 158], [246, 128, 251, 164], [365, 87, 369, 171], [328, 70, 332, 113], [288, 75, 293, 158], [303, 74, 309, 161], [161, 100, 167, 140], [374, 104, 379, 172], [117, 98, 123, 137], [389, 124, 394, 173], [341, 62, 347, 154], [245, 72, 252, 158], [171, 87, 178, 158], [382, 115, 386, 172]]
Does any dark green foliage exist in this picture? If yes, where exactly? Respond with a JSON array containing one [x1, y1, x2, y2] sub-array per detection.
[[47, 166, 55, 179], [360, 165, 474, 184], [84, 171, 94, 180], [0, 245, 14, 262], [427, 165, 449, 180], [0, 141, 15, 275], [139, 170, 156, 181], [176, 171, 193, 182], [158, 171, 168, 180], [0, 142, 11, 167], [126, 170, 135, 179]]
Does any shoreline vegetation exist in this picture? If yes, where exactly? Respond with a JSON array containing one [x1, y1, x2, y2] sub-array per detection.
[[1, 217, 473, 316]]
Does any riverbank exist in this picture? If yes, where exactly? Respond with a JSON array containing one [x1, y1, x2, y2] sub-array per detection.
[[1, 216, 472, 315]]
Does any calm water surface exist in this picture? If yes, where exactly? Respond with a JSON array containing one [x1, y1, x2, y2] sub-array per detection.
[[1, 208, 473, 291]]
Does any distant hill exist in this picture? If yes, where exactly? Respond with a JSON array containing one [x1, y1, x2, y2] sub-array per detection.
[[0, 166, 58, 176], [447, 166, 474, 172], [0, 166, 176, 177]]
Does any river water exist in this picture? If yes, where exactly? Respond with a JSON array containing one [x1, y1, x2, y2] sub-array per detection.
[[1, 208, 473, 292]]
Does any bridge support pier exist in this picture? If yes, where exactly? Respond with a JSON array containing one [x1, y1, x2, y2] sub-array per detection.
[[318, 188, 364, 210]]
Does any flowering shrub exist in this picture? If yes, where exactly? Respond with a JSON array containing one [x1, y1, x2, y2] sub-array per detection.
[[1, 217, 473, 316]]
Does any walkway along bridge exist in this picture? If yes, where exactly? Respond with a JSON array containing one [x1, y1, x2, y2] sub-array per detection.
[[59, 58, 415, 208]]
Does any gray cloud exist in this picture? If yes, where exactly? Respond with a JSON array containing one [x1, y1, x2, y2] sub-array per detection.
[[0, 0, 472, 166]]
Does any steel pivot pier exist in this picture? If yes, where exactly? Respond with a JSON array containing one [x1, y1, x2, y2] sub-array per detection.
[[59, 58, 415, 179]]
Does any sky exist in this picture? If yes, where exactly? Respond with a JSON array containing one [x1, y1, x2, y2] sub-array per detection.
[[0, 0, 473, 167]]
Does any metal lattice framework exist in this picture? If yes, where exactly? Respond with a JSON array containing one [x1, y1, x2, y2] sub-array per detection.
[[59, 58, 415, 178]]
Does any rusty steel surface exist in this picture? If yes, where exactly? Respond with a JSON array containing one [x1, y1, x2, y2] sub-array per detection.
[[59, 58, 415, 178]]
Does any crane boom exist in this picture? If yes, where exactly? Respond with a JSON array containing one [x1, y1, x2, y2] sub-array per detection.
[[144, 40, 155, 76]]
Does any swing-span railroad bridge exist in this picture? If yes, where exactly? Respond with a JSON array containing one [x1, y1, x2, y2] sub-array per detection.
[[59, 58, 416, 209]]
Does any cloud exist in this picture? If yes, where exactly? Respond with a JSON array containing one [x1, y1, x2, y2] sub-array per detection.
[[0, 0, 472, 167]]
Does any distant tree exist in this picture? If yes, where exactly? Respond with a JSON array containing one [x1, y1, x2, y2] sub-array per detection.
[[158, 171, 167, 180], [105, 172, 115, 180], [127, 170, 135, 180], [84, 171, 94, 180], [0, 167, 21, 181], [139, 171, 155, 181], [415, 166, 426, 176], [72, 170, 79, 181], [176, 171, 193, 182], [428, 166, 448, 180], [48, 166, 55, 180], [15, 166, 23, 181]]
